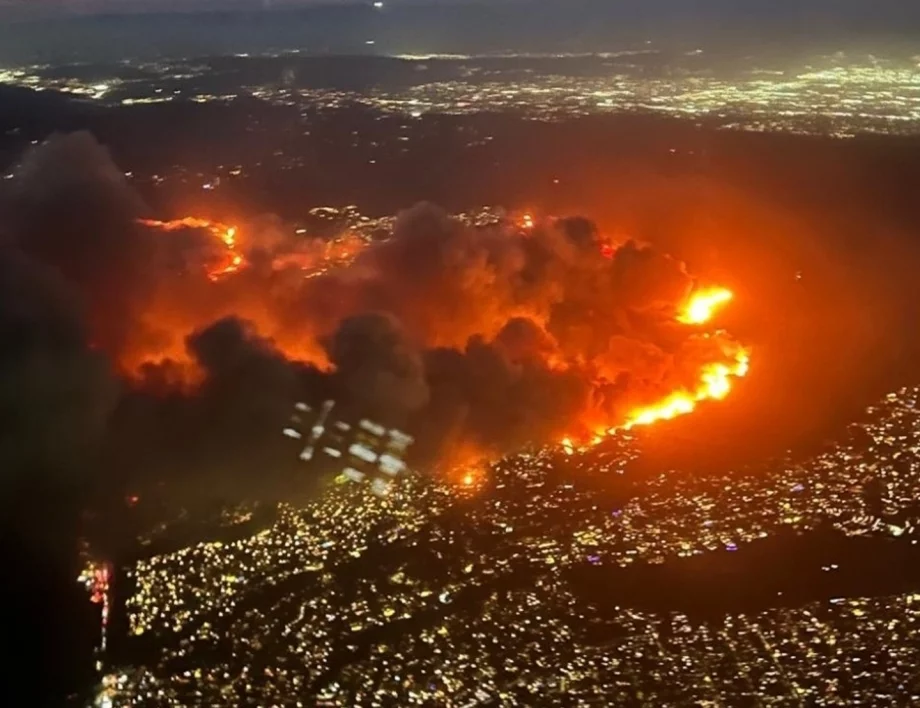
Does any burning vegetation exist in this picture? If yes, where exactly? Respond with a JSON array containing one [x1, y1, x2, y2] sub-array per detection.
[[138, 218, 243, 280]]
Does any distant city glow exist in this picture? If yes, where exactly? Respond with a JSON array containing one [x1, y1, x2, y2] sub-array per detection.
[[5, 53, 920, 138]]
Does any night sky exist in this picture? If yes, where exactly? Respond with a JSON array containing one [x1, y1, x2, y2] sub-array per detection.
[[0, 0, 918, 64], [1, 0, 919, 20]]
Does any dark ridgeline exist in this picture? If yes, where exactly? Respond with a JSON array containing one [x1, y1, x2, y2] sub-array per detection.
[[568, 528, 920, 622]]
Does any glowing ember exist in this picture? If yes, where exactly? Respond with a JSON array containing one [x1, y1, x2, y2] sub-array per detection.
[[137, 216, 215, 232], [677, 287, 733, 325]]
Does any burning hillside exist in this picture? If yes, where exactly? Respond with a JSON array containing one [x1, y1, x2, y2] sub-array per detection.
[[1, 132, 752, 487]]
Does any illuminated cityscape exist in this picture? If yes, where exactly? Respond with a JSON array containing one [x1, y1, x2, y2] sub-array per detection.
[[92, 383, 920, 705], [4, 52, 920, 137]]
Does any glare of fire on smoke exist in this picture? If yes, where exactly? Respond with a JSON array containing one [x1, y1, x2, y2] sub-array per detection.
[[676, 287, 733, 325], [137, 214, 749, 459]]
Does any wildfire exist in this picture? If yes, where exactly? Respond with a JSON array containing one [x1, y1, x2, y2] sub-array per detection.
[[621, 287, 749, 430], [134, 212, 749, 457], [138, 217, 243, 280]]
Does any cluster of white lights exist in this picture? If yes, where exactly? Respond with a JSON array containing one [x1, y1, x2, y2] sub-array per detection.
[[285, 400, 414, 496]]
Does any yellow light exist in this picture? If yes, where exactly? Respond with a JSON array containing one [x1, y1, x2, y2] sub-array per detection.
[[677, 287, 733, 325]]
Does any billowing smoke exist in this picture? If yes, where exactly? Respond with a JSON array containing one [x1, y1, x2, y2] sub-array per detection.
[[5, 132, 154, 356], [0, 132, 747, 496], [325, 312, 430, 420]]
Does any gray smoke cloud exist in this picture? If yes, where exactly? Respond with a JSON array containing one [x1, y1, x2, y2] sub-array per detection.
[[326, 312, 430, 421]]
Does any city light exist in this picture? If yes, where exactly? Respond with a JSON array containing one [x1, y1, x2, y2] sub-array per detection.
[[2, 54, 918, 137], [105, 381, 920, 705]]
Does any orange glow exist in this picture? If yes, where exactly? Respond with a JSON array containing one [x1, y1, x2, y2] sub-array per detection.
[[621, 347, 750, 430], [132, 214, 749, 458], [561, 286, 750, 448], [119, 216, 335, 378], [138, 217, 243, 280], [453, 463, 486, 492], [561, 437, 575, 455], [677, 287, 733, 325]]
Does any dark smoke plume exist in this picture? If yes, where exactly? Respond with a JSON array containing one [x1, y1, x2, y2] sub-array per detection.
[[0, 138, 123, 704], [5, 131, 153, 356], [0, 245, 115, 491], [325, 312, 429, 421]]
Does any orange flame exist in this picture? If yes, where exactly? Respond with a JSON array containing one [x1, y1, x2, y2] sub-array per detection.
[[620, 287, 749, 430], [562, 286, 750, 449], [619, 346, 750, 431], [561, 436, 575, 456]]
